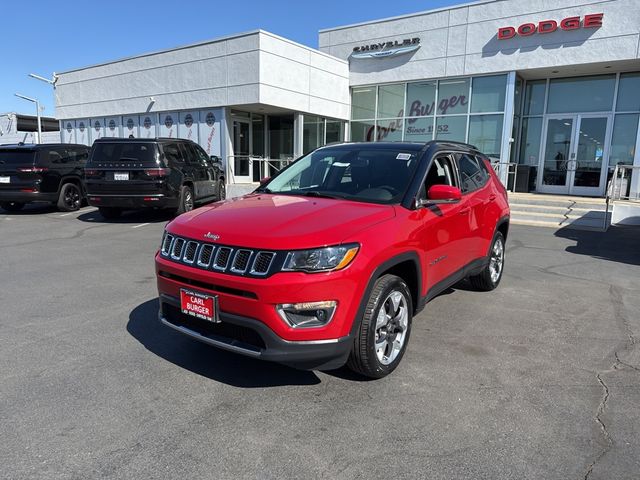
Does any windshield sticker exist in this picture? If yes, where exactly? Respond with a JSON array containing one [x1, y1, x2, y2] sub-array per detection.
[[396, 153, 412, 160]]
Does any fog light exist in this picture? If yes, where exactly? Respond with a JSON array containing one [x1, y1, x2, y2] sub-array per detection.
[[276, 301, 337, 328]]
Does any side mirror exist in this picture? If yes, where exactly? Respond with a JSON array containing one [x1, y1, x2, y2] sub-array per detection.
[[417, 185, 462, 207], [259, 176, 271, 186]]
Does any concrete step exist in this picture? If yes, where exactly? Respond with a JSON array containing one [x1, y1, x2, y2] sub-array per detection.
[[508, 193, 606, 211], [510, 211, 609, 231], [509, 203, 604, 216]]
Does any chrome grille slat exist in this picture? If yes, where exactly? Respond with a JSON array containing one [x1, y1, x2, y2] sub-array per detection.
[[251, 252, 276, 275], [197, 244, 215, 267], [213, 247, 233, 271], [161, 234, 174, 256], [230, 249, 252, 274], [171, 238, 185, 259], [183, 241, 198, 264]]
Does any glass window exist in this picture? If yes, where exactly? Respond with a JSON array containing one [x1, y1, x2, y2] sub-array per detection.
[[518, 117, 543, 166], [376, 118, 403, 141], [350, 121, 375, 142], [547, 75, 615, 113], [470, 75, 507, 113], [351, 87, 376, 120], [610, 114, 639, 165], [303, 115, 325, 153], [378, 84, 405, 119], [468, 114, 503, 159], [437, 79, 470, 115], [406, 82, 436, 117], [457, 154, 488, 193], [325, 121, 343, 144], [404, 117, 434, 142], [523, 80, 546, 115], [435, 116, 467, 142], [616, 72, 640, 112]]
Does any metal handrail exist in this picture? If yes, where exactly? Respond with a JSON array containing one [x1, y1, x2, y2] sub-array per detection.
[[491, 162, 519, 192], [226, 155, 293, 184], [604, 164, 640, 230]]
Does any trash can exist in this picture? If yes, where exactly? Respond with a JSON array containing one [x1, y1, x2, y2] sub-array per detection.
[[514, 165, 533, 193]]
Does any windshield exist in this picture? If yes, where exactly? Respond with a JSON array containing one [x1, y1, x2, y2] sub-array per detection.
[[88, 142, 159, 166], [0, 150, 36, 166], [261, 146, 421, 204]]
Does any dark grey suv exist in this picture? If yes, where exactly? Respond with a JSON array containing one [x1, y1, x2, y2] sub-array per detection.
[[85, 138, 225, 219]]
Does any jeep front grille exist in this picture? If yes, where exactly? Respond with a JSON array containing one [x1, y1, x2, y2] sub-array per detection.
[[160, 235, 278, 278]]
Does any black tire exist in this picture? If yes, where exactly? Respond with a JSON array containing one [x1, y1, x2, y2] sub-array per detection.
[[347, 274, 413, 379], [57, 183, 82, 212], [217, 180, 226, 201], [176, 185, 194, 215], [98, 207, 122, 220], [469, 231, 505, 291], [0, 201, 25, 212]]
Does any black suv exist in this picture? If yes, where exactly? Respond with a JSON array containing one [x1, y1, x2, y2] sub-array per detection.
[[0, 143, 89, 212], [85, 138, 225, 219]]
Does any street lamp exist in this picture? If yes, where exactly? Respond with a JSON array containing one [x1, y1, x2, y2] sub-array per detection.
[[15, 93, 42, 144], [28, 72, 58, 86]]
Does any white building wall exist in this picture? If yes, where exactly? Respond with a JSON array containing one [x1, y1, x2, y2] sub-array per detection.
[[319, 0, 640, 85]]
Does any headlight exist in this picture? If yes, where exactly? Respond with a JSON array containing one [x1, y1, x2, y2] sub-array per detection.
[[281, 244, 359, 273]]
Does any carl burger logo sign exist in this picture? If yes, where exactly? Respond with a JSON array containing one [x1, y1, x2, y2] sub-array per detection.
[[351, 37, 420, 59], [498, 13, 603, 40]]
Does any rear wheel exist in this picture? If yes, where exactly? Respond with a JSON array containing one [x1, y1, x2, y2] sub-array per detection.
[[468, 231, 505, 291], [98, 207, 122, 220], [0, 201, 25, 212], [57, 183, 82, 212], [176, 185, 194, 215], [347, 274, 413, 379]]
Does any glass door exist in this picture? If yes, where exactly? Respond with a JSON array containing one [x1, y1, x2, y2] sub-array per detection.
[[538, 114, 611, 196], [232, 119, 252, 183]]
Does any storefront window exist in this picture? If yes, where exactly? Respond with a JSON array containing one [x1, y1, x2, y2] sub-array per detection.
[[468, 115, 503, 159], [325, 121, 343, 144], [351, 87, 376, 120], [610, 114, 639, 165], [547, 75, 615, 114], [404, 117, 434, 142], [303, 115, 325, 153], [405, 82, 436, 117], [437, 79, 470, 115], [435, 116, 466, 142], [470, 75, 507, 113], [523, 80, 546, 116], [518, 117, 543, 166], [378, 84, 405, 119], [351, 120, 375, 142], [376, 118, 403, 141], [616, 72, 640, 112]]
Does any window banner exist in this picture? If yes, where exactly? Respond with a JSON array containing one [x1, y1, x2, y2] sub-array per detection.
[[159, 112, 177, 138], [62, 120, 76, 144], [104, 117, 121, 138], [198, 109, 221, 157], [90, 118, 106, 144], [123, 116, 139, 138], [75, 119, 90, 145], [179, 111, 199, 142], [139, 114, 157, 139]]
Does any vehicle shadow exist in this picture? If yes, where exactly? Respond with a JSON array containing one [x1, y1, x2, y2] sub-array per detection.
[[127, 299, 321, 387], [555, 224, 640, 266], [77, 209, 174, 224]]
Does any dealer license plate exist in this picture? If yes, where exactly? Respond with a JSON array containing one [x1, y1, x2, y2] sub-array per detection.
[[180, 289, 218, 323], [0, 176, 10, 184], [114, 172, 129, 181]]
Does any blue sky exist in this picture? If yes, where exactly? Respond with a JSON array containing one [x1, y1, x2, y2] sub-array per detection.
[[2, 0, 462, 117]]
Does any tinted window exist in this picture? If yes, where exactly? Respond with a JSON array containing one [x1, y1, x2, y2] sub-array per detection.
[[0, 150, 36, 166], [90, 142, 158, 165], [162, 143, 182, 165], [457, 154, 488, 193]]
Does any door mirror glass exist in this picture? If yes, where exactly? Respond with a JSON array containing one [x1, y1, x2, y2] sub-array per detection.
[[427, 185, 462, 202]]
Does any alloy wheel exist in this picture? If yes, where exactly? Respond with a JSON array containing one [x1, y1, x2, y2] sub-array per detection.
[[375, 290, 409, 365]]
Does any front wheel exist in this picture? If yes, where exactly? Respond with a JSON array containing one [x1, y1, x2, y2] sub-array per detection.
[[468, 231, 505, 291], [347, 274, 413, 379], [57, 183, 82, 212], [0, 201, 25, 212], [176, 185, 194, 215]]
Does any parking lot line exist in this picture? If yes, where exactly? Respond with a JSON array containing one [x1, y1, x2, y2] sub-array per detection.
[[131, 223, 150, 229]]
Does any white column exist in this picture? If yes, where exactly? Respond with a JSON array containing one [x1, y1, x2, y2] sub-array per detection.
[[221, 107, 233, 183], [630, 115, 640, 200], [499, 71, 517, 186], [293, 113, 304, 158]]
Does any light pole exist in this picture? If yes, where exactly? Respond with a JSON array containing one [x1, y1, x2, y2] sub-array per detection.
[[15, 93, 42, 144], [28, 73, 58, 86]]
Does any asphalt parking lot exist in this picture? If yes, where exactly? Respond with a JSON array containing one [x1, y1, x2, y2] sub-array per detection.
[[1, 204, 639, 480]]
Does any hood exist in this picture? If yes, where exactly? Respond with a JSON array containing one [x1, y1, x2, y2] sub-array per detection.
[[167, 194, 396, 250]]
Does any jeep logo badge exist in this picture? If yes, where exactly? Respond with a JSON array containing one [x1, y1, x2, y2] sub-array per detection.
[[204, 232, 220, 241]]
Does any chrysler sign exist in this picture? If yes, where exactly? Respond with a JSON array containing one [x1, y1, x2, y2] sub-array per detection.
[[351, 37, 420, 59], [498, 13, 603, 40]]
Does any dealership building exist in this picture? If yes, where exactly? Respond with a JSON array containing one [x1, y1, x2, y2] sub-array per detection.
[[53, 0, 640, 199]]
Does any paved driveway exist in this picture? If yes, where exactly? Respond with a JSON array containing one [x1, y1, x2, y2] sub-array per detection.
[[1, 205, 638, 479]]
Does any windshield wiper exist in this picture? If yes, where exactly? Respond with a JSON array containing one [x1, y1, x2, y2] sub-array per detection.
[[298, 191, 346, 199], [255, 186, 272, 193]]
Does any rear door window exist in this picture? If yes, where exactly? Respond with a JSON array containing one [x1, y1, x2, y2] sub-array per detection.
[[162, 143, 183, 166], [457, 154, 489, 193]]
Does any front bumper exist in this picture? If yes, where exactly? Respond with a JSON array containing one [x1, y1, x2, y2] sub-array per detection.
[[159, 293, 352, 370]]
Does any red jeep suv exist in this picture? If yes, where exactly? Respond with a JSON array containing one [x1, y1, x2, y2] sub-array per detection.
[[155, 141, 510, 378]]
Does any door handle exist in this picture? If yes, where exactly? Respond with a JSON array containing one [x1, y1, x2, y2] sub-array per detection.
[[489, 194, 496, 202]]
